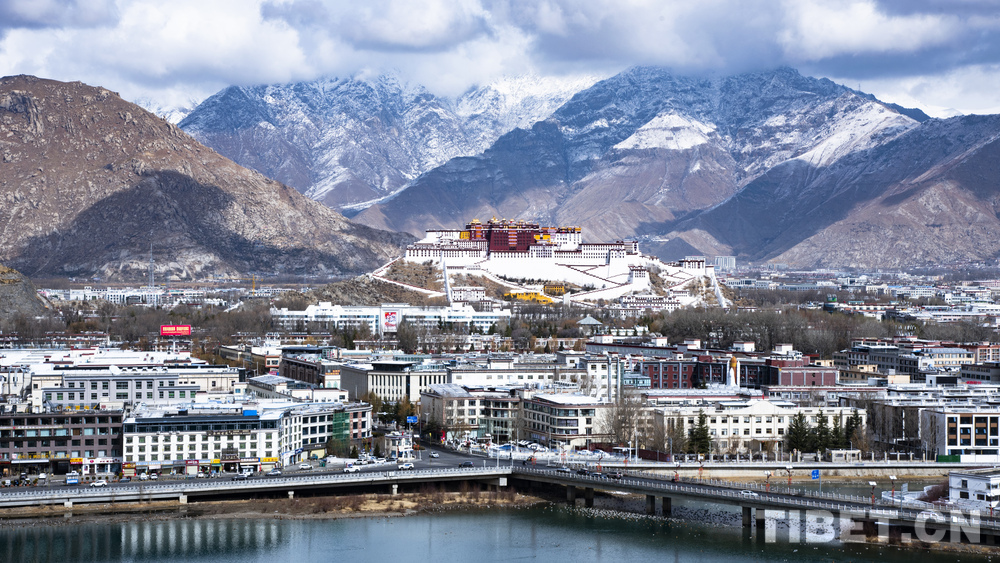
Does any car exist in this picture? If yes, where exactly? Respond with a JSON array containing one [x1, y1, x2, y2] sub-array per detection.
[[740, 490, 759, 497], [343, 465, 360, 473], [196, 472, 206, 478], [299, 463, 312, 470], [233, 473, 248, 481], [590, 472, 604, 479], [607, 471, 624, 479], [556, 466, 572, 473], [429, 452, 440, 458], [459, 461, 475, 468], [398, 462, 414, 470], [150, 473, 158, 480], [90, 480, 108, 487], [576, 468, 590, 476], [138, 473, 149, 481], [267, 469, 283, 477], [120, 477, 131, 483]]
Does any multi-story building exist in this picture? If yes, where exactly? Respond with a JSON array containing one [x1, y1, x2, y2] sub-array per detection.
[[122, 402, 372, 474], [421, 384, 522, 443], [522, 393, 610, 449], [656, 400, 865, 457], [340, 360, 449, 403], [920, 406, 1000, 462], [0, 408, 123, 476], [270, 302, 511, 337]]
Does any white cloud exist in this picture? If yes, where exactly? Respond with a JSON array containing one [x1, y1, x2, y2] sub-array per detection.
[[0, 0, 997, 114]]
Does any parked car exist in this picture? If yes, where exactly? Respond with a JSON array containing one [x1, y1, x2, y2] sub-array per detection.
[[90, 480, 108, 487], [343, 464, 360, 473], [267, 469, 283, 477], [120, 477, 131, 483], [139, 473, 149, 481], [150, 473, 158, 480], [459, 461, 475, 468], [398, 462, 414, 470], [196, 472, 206, 478], [740, 490, 759, 497], [298, 463, 312, 470]]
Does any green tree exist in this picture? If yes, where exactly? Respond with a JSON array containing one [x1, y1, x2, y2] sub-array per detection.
[[813, 410, 831, 453], [831, 413, 846, 450], [688, 410, 712, 455], [785, 412, 812, 453]]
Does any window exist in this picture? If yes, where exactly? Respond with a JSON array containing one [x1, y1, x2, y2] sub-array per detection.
[[116, 382, 129, 390]]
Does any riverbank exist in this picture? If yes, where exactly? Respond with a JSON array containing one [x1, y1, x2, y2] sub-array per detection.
[[0, 489, 546, 528]]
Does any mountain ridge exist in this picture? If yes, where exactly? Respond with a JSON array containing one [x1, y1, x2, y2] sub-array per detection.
[[0, 74, 411, 281]]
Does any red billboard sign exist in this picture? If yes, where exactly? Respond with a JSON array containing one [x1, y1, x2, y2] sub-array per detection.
[[160, 325, 192, 337]]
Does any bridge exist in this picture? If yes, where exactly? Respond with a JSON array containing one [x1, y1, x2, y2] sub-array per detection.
[[1, 466, 997, 547]]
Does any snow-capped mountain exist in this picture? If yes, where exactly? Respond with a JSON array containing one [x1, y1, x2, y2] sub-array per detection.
[[133, 96, 202, 124], [178, 73, 602, 209], [356, 67, 927, 245]]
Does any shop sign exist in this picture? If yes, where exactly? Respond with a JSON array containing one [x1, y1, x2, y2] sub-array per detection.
[[262, 457, 279, 463], [70, 458, 84, 464], [239, 457, 260, 463]]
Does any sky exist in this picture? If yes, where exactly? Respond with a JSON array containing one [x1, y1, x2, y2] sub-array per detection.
[[0, 0, 998, 118]]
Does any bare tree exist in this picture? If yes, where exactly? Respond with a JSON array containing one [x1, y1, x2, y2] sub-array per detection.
[[599, 391, 642, 446]]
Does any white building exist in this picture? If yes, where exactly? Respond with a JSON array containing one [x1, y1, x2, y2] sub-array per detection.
[[270, 302, 511, 337]]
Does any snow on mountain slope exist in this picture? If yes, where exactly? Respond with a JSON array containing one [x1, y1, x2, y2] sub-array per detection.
[[180, 73, 602, 210]]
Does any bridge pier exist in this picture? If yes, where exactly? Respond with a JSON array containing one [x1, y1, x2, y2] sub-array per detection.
[[584, 488, 594, 508], [566, 485, 577, 506], [288, 491, 295, 500], [756, 508, 766, 542], [178, 494, 187, 504], [662, 497, 671, 517], [63, 500, 72, 509], [742, 506, 752, 529], [391, 484, 398, 496], [645, 495, 656, 515]]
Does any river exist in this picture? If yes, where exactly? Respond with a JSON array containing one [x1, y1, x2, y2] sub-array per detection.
[[0, 504, 990, 563]]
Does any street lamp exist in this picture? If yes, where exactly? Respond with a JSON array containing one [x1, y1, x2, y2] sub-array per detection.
[[869, 481, 877, 506], [889, 475, 897, 505], [765, 471, 771, 492], [786, 465, 793, 487]]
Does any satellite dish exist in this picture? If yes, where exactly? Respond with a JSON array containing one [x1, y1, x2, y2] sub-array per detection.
[[991, 500, 999, 508]]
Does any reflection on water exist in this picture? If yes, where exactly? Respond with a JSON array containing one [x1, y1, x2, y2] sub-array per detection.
[[0, 506, 991, 563], [0, 519, 286, 563]]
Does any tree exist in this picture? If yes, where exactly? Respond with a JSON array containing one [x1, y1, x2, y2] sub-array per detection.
[[845, 410, 863, 448], [688, 410, 711, 455], [599, 391, 642, 446], [396, 321, 419, 353], [785, 412, 812, 453], [831, 413, 846, 450], [813, 410, 831, 453]]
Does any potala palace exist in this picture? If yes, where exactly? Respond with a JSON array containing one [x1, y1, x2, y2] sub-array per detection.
[[401, 218, 716, 304]]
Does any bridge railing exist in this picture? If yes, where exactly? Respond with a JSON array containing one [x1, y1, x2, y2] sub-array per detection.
[[512, 466, 1000, 532]]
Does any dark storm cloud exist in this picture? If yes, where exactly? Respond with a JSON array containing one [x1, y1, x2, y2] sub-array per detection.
[[0, 0, 118, 33], [262, 0, 493, 53]]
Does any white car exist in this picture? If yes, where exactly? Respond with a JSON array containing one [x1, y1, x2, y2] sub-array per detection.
[[740, 490, 759, 497], [343, 465, 360, 473], [196, 472, 206, 478], [429, 452, 440, 458], [90, 480, 108, 487], [138, 473, 149, 481], [398, 462, 415, 470], [298, 463, 312, 470]]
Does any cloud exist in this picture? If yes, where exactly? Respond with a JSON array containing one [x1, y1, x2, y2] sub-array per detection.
[[0, 0, 119, 32], [0, 0, 998, 114]]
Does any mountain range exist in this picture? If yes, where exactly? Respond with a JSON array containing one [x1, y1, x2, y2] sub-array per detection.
[[178, 74, 600, 210], [0, 75, 410, 282]]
